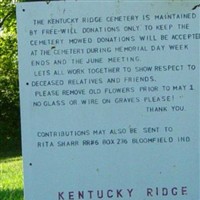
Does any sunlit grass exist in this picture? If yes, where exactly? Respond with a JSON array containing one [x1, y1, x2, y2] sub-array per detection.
[[0, 157, 24, 200]]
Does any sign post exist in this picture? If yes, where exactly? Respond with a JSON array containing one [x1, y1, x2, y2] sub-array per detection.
[[17, 1, 200, 199]]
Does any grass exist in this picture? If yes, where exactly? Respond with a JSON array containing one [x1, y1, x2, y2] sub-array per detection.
[[0, 156, 24, 200]]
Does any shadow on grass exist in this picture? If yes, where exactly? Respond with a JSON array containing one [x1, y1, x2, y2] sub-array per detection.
[[0, 189, 24, 200], [0, 137, 22, 160]]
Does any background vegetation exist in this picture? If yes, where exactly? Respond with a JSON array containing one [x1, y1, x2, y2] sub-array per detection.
[[0, 0, 22, 157]]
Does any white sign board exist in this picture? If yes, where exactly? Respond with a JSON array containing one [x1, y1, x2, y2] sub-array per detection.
[[17, 1, 200, 199]]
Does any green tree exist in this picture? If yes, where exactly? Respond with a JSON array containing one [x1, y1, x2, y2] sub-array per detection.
[[0, 0, 21, 155]]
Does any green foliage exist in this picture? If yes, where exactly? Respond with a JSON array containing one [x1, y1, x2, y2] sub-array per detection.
[[0, 0, 21, 153]]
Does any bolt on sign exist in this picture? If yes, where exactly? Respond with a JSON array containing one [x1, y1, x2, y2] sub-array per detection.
[[17, 0, 200, 199]]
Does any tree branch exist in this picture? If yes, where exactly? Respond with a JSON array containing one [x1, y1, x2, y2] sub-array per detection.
[[0, 11, 13, 28]]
